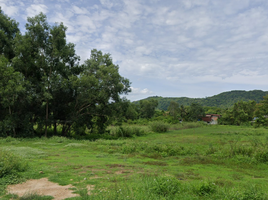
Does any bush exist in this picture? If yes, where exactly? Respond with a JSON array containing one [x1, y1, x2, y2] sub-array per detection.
[[113, 126, 145, 138], [0, 149, 28, 178], [150, 121, 169, 133]]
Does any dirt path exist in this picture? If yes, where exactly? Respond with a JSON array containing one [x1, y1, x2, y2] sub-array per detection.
[[7, 178, 79, 200]]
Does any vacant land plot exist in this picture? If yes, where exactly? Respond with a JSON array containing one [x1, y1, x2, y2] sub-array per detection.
[[1, 125, 268, 199]]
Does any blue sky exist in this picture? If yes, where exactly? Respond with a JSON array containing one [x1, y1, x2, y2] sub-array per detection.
[[1, 0, 268, 101]]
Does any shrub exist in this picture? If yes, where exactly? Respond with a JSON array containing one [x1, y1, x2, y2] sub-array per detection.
[[114, 126, 145, 138], [150, 121, 169, 133], [195, 181, 216, 196], [0, 149, 28, 178]]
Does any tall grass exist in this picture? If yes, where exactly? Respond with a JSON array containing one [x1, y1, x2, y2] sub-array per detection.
[[75, 175, 267, 200]]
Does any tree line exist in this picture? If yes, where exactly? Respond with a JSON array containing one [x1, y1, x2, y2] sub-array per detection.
[[125, 95, 268, 127], [0, 10, 130, 137], [122, 99, 206, 123]]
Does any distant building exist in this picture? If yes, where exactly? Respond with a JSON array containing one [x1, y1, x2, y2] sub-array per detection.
[[202, 114, 221, 124]]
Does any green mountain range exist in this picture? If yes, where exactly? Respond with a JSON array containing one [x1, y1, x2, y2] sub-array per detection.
[[136, 90, 268, 111]]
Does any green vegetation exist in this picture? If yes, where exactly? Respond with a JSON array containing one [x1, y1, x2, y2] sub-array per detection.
[[2, 6, 268, 200], [139, 90, 268, 110], [1, 125, 268, 199], [219, 100, 256, 125], [255, 95, 268, 127]]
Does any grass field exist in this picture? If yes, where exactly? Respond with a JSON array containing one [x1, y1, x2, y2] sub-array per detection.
[[1, 124, 268, 199]]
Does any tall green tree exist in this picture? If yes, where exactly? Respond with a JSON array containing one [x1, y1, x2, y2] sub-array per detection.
[[179, 105, 188, 121], [254, 96, 268, 127], [188, 103, 205, 121], [139, 99, 158, 119], [219, 100, 256, 125], [12, 13, 80, 136], [125, 103, 139, 120], [0, 56, 27, 136], [69, 49, 131, 134], [1, 12, 131, 137], [168, 101, 180, 120], [0, 7, 20, 60]]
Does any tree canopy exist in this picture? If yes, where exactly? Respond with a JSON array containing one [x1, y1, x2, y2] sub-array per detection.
[[0, 11, 131, 137]]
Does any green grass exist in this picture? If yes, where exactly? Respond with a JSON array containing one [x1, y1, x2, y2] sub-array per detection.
[[1, 124, 268, 199]]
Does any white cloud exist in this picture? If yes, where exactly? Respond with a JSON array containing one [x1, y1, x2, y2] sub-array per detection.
[[130, 87, 153, 95], [99, 0, 114, 9], [72, 5, 88, 15], [33, 0, 44, 3], [26, 4, 48, 17], [2, 0, 268, 101], [0, 1, 19, 16], [124, 87, 154, 101], [56, 0, 69, 2]]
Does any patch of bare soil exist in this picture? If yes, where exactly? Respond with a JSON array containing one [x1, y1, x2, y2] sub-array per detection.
[[7, 178, 79, 200], [87, 185, 95, 195]]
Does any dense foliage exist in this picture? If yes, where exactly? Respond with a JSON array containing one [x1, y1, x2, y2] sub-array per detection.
[[219, 100, 256, 125], [0, 10, 130, 137]]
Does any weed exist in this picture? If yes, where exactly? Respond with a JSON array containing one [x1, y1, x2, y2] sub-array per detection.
[[195, 181, 216, 196]]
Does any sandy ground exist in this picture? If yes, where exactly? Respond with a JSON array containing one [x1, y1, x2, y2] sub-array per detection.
[[7, 178, 79, 200]]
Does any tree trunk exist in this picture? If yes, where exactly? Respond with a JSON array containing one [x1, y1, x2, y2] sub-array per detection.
[[62, 124, 66, 136], [45, 99, 48, 137], [54, 121, 57, 135], [9, 106, 16, 137]]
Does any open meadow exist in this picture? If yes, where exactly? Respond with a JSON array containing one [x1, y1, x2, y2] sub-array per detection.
[[1, 124, 268, 199]]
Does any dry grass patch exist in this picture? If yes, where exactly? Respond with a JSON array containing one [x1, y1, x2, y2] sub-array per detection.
[[7, 178, 78, 200]]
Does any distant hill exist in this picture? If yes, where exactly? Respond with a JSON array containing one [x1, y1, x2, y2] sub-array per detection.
[[135, 90, 268, 110]]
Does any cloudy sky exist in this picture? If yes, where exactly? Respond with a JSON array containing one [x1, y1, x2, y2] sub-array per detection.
[[1, 0, 268, 101]]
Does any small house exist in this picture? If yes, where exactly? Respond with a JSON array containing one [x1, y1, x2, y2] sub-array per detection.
[[202, 114, 221, 124]]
